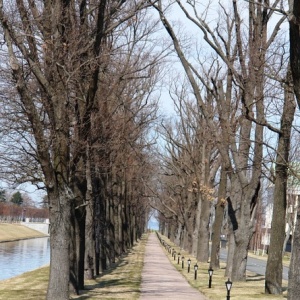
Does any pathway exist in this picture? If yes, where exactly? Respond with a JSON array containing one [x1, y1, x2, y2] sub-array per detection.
[[139, 233, 208, 299]]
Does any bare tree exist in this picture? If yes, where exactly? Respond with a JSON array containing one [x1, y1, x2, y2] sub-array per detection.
[[81, 6, 167, 279], [288, 1, 300, 298], [154, 76, 219, 261], [0, 1, 154, 298], [151, 0, 287, 282], [265, 67, 296, 294], [290, 0, 300, 108]]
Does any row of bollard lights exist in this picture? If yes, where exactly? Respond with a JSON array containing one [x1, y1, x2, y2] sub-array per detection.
[[158, 235, 233, 300]]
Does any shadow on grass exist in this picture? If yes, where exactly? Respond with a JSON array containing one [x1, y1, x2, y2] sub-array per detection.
[[0, 289, 47, 300], [72, 234, 148, 299], [73, 266, 140, 299], [246, 274, 265, 282]]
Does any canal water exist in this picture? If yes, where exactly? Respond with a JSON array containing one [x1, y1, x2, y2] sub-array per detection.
[[0, 237, 50, 281]]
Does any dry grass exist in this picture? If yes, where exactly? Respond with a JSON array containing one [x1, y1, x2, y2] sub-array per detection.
[[159, 234, 288, 300], [0, 234, 148, 300], [72, 234, 148, 300], [1, 229, 288, 300], [0, 266, 49, 300], [0, 223, 46, 242]]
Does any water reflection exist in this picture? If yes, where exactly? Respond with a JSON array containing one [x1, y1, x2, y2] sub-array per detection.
[[0, 237, 50, 280]]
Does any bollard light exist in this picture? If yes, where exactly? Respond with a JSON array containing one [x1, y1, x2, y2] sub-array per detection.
[[225, 278, 232, 300], [208, 267, 214, 288], [187, 258, 191, 273], [194, 263, 198, 280], [173, 251, 176, 261], [177, 253, 181, 264], [181, 256, 185, 269]]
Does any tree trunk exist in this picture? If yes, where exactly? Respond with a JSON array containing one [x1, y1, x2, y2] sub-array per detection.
[[192, 196, 201, 257], [182, 226, 188, 250], [182, 192, 196, 254], [47, 190, 71, 300], [289, 4, 300, 298], [225, 231, 235, 278], [112, 170, 120, 259], [225, 174, 260, 282], [266, 179, 286, 292], [232, 231, 251, 281], [113, 201, 120, 258], [82, 145, 95, 280], [210, 166, 227, 269], [69, 202, 85, 292], [175, 224, 182, 246], [196, 197, 210, 262], [106, 196, 115, 266], [94, 192, 100, 276], [132, 211, 137, 243], [119, 179, 125, 254], [230, 181, 259, 281], [85, 200, 95, 280], [290, 0, 300, 108], [96, 175, 106, 274], [265, 69, 295, 294], [288, 205, 300, 299]]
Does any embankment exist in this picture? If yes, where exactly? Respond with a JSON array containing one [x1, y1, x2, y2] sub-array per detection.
[[0, 223, 47, 242]]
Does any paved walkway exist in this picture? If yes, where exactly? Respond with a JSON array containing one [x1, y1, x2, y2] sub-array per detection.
[[139, 233, 208, 299]]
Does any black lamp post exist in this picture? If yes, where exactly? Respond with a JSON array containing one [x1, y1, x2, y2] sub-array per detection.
[[181, 256, 185, 269], [194, 263, 198, 280], [208, 267, 213, 288], [225, 278, 232, 300], [187, 258, 191, 273], [177, 253, 181, 264]]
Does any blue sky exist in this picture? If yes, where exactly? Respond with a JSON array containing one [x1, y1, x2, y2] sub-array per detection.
[[148, 215, 159, 230]]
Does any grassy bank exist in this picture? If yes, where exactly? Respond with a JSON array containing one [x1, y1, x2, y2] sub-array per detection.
[[0, 233, 148, 300], [0, 229, 288, 299], [0, 267, 49, 300], [0, 223, 47, 242], [158, 234, 287, 300]]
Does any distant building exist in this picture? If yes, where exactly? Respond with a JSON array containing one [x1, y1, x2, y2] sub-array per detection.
[[257, 165, 300, 254]]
